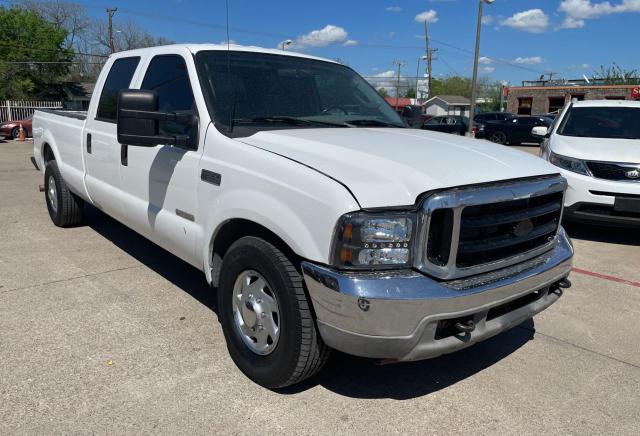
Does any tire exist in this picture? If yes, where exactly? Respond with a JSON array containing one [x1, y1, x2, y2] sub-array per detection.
[[218, 236, 329, 388], [490, 131, 507, 145], [11, 127, 19, 139], [44, 160, 84, 227]]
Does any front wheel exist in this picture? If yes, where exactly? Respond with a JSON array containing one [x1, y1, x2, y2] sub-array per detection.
[[489, 131, 507, 145], [218, 236, 329, 388]]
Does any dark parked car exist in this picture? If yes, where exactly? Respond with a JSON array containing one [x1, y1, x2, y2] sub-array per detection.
[[0, 115, 33, 139], [477, 116, 553, 145], [422, 115, 469, 135], [474, 112, 516, 123]]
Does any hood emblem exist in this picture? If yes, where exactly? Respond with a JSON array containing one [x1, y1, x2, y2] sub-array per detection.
[[625, 169, 640, 179], [513, 219, 534, 238]]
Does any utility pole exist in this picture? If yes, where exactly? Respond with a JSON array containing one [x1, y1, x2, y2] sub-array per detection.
[[424, 21, 437, 100], [392, 59, 406, 108], [468, 0, 494, 136], [107, 8, 117, 54]]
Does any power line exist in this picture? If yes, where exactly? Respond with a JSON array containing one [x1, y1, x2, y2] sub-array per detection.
[[5, 61, 104, 65], [0, 42, 108, 58], [0, 0, 547, 76]]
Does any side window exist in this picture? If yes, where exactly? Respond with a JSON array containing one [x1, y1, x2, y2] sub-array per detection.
[[96, 57, 140, 122], [141, 55, 197, 145]]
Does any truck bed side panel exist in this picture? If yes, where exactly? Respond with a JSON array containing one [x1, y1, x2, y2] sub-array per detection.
[[33, 110, 89, 201]]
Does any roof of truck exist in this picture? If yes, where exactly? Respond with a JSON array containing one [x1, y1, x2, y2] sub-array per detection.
[[572, 99, 640, 108], [110, 43, 338, 64]]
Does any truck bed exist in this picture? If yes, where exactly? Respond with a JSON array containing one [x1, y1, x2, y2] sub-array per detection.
[[37, 109, 87, 121], [33, 109, 88, 201]]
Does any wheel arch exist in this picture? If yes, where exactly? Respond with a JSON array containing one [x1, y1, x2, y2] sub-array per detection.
[[207, 217, 305, 288]]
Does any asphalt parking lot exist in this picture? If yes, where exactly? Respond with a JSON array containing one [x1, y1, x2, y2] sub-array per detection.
[[1, 139, 639, 434]]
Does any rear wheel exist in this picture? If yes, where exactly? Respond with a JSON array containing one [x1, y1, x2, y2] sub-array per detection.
[[44, 160, 84, 227], [490, 131, 507, 145], [11, 127, 19, 139], [218, 236, 329, 388]]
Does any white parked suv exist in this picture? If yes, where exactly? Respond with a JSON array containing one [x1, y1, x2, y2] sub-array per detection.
[[537, 100, 640, 226], [32, 44, 573, 388]]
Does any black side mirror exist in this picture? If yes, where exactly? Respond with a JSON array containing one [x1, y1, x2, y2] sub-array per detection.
[[117, 89, 197, 148]]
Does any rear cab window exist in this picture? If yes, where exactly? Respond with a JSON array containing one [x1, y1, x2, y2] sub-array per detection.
[[95, 57, 141, 123]]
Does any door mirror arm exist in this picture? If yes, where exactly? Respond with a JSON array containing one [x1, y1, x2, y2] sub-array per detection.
[[117, 89, 198, 148]]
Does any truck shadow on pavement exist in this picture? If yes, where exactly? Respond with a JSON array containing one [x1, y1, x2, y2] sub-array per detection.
[[85, 205, 218, 312], [85, 205, 536, 400], [285, 323, 534, 399]]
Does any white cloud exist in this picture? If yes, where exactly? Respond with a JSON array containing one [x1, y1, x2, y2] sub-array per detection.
[[479, 56, 494, 64], [286, 25, 349, 49], [513, 56, 546, 65], [559, 17, 586, 28], [343, 39, 358, 46], [367, 70, 411, 95], [501, 9, 549, 33], [414, 10, 439, 23], [482, 66, 496, 73], [388, 31, 396, 37], [558, 0, 640, 28], [568, 63, 591, 70], [385, 6, 402, 12], [481, 15, 494, 25]]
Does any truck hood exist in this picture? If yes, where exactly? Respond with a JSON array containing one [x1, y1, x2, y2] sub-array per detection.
[[237, 128, 557, 208], [550, 134, 640, 163]]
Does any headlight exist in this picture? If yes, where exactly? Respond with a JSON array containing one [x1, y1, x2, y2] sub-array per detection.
[[549, 152, 590, 176], [331, 212, 415, 269]]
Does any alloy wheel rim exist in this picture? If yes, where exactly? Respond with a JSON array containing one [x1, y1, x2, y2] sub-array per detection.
[[232, 270, 280, 355], [47, 175, 57, 213], [492, 132, 506, 144]]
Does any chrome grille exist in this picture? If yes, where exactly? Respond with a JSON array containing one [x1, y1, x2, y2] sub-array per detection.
[[417, 176, 567, 280]]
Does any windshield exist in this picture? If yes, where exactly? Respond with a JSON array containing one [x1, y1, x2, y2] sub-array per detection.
[[195, 51, 404, 137], [557, 106, 640, 139]]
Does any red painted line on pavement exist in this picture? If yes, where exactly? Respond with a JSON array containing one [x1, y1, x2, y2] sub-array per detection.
[[572, 267, 640, 288]]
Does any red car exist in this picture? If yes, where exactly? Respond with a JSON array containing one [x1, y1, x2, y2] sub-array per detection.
[[0, 115, 33, 139]]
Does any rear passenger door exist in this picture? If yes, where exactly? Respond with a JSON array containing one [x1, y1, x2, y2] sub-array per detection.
[[84, 56, 141, 220], [118, 54, 202, 264]]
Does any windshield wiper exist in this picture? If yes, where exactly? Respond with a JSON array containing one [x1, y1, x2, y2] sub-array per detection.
[[232, 116, 347, 128], [344, 119, 405, 128]]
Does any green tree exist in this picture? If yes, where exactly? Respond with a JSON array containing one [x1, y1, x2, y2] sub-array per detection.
[[377, 87, 389, 98], [430, 76, 472, 98], [592, 63, 639, 85], [404, 87, 416, 98], [0, 6, 71, 100]]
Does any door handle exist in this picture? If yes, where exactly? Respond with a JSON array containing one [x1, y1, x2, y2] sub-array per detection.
[[86, 133, 92, 154], [121, 144, 128, 166]]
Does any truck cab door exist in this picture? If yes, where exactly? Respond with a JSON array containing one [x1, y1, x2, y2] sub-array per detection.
[[118, 54, 203, 265], [84, 56, 141, 221]]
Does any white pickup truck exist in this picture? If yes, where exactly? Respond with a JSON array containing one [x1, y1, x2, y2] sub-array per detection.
[[32, 44, 573, 388]]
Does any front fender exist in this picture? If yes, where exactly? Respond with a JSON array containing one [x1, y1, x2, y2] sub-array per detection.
[[201, 188, 330, 276]]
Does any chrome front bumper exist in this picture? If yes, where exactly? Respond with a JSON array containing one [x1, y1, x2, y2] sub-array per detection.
[[302, 228, 574, 361]]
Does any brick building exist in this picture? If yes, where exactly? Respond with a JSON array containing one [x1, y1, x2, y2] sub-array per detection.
[[506, 81, 640, 115]]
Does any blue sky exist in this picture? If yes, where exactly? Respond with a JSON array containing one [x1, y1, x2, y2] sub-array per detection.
[[77, 0, 640, 84]]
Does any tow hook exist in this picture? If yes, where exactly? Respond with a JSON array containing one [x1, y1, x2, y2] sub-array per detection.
[[454, 319, 476, 333], [558, 278, 572, 289]]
